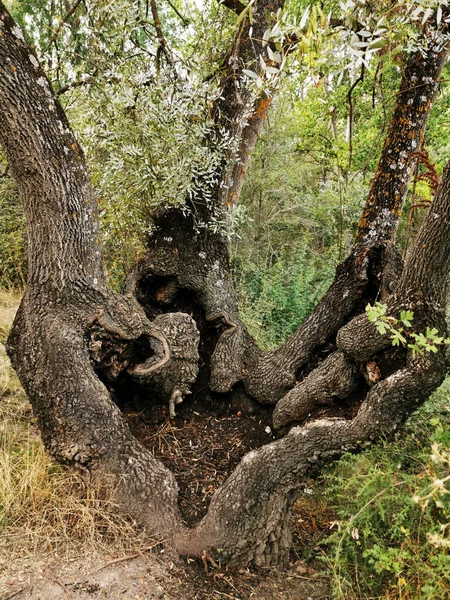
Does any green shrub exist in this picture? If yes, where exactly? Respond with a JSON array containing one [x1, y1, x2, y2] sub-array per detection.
[[0, 172, 26, 289], [234, 248, 335, 348], [319, 378, 450, 600]]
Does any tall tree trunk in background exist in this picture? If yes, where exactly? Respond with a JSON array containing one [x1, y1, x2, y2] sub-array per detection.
[[2, 1, 450, 568]]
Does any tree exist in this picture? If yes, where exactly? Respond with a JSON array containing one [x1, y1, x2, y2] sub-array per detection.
[[129, 1, 450, 406], [1, 0, 450, 567]]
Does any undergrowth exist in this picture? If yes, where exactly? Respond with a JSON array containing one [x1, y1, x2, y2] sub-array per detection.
[[0, 289, 148, 593], [234, 251, 334, 349], [316, 378, 450, 600], [236, 264, 450, 599]]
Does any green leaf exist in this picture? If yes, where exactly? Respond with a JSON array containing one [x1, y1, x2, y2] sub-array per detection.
[[376, 321, 389, 335], [408, 343, 423, 356], [299, 4, 311, 30], [391, 330, 406, 346], [400, 310, 413, 327], [236, 4, 251, 26]]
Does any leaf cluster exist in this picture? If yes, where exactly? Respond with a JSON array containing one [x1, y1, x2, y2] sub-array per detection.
[[366, 301, 450, 355], [318, 378, 450, 599]]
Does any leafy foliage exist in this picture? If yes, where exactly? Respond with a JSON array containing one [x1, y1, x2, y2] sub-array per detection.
[[366, 301, 450, 354], [0, 162, 26, 288], [319, 379, 450, 599], [3, 0, 450, 289], [68, 72, 226, 285], [234, 250, 334, 348]]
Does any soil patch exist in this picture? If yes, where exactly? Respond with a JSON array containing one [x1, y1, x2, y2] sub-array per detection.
[[1, 545, 332, 600], [123, 397, 277, 525]]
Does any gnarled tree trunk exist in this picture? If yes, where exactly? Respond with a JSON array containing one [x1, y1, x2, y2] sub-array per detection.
[[1, 1, 449, 568], [123, 0, 284, 397], [130, 8, 449, 409]]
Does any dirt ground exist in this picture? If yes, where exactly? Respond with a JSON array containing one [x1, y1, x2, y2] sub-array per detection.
[[1, 549, 331, 600], [122, 392, 278, 525]]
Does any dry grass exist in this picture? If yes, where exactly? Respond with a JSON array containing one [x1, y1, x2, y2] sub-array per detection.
[[0, 289, 148, 592]]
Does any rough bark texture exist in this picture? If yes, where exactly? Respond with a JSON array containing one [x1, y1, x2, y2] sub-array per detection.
[[132, 27, 449, 408], [355, 38, 449, 248], [187, 158, 450, 563], [0, 3, 185, 540], [2, 1, 450, 570], [272, 351, 361, 429], [272, 160, 450, 431], [213, 0, 280, 208]]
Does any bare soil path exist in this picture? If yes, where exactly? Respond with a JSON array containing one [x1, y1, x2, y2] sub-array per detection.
[[1, 552, 331, 600]]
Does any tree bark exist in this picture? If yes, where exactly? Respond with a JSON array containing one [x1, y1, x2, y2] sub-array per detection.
[[0, 3, 187, 540], [178, 157, 450, 565], [130, 16, 450, 407], [2, 1, 450, 569]]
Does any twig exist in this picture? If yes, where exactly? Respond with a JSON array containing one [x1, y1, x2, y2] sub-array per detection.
[[288, 572, 329, 581], [56, 75, 95, 96], [150, 0, 174, 69], [164, 0, 189, 26], [1, 588, 27, 600], [213, 592, 238, 599], [42, 0, 84, 56], [88, 543, 159, 575], [347, 62, 365, 173], [44, 576, 72, 597], [129, 35, 157, 59], [202, 549, 219, 572]]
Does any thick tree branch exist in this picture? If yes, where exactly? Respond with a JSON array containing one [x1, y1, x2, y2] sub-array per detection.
[[237, 35, 450, 404], [188, 159, 450, 565], [354, 43, 448, 248], [56, 73, 96, 96], [0, 1, 188, 540], [133, 6, 450, 409]]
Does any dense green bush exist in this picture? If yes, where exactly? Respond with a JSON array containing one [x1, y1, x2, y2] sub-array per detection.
[[319, 379, 450, 600], [233, 248, 335, 348]]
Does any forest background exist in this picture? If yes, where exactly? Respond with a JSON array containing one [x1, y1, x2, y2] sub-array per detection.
[[1, 0, 450, 598]]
